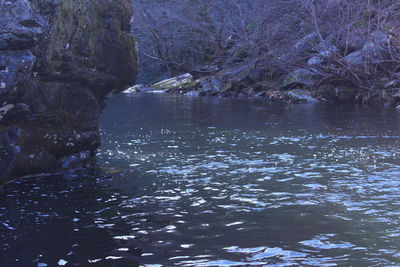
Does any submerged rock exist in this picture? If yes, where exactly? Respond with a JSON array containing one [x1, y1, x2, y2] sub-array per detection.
[[0, 0, 138, 182]]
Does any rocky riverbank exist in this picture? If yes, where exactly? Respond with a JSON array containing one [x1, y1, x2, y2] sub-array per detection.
[[0, 0, 138, 183], [128, 31, 400, 108], [126, 71, 320, 105]]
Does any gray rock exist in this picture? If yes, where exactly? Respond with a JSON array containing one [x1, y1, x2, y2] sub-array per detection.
[[345, 41, 388, 65], [123, 85, 163, 94], [293, 32, 320, 55], [211, 78, 223, 93], [319, 46, 339, 57], [287, 89, 318, 103], [0, 0, 138, 183], [152, 73, 193, 90], [312, 35, 339, 57], [0, 0, 44, 50], [282, 69, 314, 88], [123, 84, 145, 94], [371, 31, 389, 46], [200, 78, 223, 94], [0, 104, 15, 120], [308, 56, 324, 66], [1, 103, 30, 122], [344, 50, 364, 65], [362, 42, 386, 63], [186, 91, 200, 97]]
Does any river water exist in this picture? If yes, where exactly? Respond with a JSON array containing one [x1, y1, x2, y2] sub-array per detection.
[[1, 94, 400, 266]]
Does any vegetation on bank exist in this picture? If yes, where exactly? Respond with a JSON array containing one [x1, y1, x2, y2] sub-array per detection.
[[131, 0, 400, 106]]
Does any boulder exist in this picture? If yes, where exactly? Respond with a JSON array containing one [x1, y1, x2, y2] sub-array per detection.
[[0, 0, 138, 183], [282, 69, 314, 89], [293, 32, 320, 55], [312, 35, 339, 57], [345, 41, 388, 65], [152, 73, 194, 91], [307, 37, 339, 65], [362, 42, 387, 63], [318, 84, 358, 102], [199, 77, 223, 95], [371, 31, 389, 46], [345, 50, 364, 65]]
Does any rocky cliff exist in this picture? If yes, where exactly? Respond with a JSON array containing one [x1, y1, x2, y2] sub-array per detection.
[[0, 0, 138, 183]]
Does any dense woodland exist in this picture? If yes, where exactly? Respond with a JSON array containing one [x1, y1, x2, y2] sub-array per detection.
[[131, 0, 400, 104]]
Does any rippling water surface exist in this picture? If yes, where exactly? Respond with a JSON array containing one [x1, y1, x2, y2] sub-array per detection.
[[1, 94, 400, 266]]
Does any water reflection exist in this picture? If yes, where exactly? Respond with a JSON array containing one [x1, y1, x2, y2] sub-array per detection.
[[1, 94, 400, 266]]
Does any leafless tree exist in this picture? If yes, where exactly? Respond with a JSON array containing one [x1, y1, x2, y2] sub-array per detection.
[[131, 0, 400, 101]]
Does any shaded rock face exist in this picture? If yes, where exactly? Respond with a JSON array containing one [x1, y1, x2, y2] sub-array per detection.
[[0, 0, 138, 182]]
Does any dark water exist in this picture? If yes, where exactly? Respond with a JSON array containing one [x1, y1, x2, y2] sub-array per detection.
[[1, 94, 400, 266]]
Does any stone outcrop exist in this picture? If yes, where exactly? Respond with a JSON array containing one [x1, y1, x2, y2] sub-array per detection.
[[0, 0, 138, 182]]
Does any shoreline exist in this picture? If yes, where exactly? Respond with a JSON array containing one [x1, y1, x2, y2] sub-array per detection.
[[124, 72, 400, 109]]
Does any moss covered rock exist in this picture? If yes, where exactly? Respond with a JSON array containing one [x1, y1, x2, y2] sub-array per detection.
[[152, 73, 195, 91], [0, 0, 138, 183]]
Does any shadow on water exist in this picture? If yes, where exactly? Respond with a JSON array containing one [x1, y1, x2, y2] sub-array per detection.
[[1, 93, 400, 266], [0, 168, 141, 267]]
